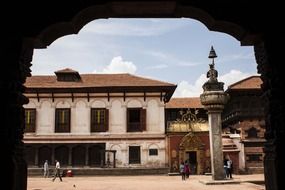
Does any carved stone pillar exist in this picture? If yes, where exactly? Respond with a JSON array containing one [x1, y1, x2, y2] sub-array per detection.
[[255, 39, 284, 190], [1, 38, 32, 190], [200, 47, 229, 180], [200, 93, 228, 180]]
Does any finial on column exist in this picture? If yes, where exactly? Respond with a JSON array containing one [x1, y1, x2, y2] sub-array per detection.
[[208, 46, 217, 66], [207, 46, 218, 82]]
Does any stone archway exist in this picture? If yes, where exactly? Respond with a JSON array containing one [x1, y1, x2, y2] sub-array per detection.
[[179, 133, 205, 175], [2, 1, 281, 190]]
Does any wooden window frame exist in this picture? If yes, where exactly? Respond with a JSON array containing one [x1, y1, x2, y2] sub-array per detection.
[[90, 108, 109, 132], [55, 108, 71, 133], [24, 108, 36, 133], [129, 146, 141, 164], [127, 108, 146, 132], [246, 127, 259, 138]]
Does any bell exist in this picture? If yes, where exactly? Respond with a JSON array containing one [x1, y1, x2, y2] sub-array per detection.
[[208, 46, 217, 58]]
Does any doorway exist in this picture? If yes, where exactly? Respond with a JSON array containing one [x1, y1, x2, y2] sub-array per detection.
[[186, 151, 197, 174]]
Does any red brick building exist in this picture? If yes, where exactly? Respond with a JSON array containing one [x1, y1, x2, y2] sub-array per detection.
[[165, 98, 211, 174], [222, 76, 265, 174]]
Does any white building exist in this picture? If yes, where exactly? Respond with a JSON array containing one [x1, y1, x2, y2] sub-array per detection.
[[23, 68, 177, 169]]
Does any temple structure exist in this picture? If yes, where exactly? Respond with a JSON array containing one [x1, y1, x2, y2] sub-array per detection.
[[165, 97, 210, 175], [222, 76, 265, 174]]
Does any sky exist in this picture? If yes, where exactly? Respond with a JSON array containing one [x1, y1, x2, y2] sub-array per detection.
[[31, 18, 258, 97]]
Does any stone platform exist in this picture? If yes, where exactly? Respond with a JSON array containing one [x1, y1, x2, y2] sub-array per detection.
[[28, 167, 169, 176], [199, 178, 241, 185]]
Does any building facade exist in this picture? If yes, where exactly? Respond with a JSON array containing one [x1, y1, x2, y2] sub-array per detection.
[[165, 96, 243, 175], [23, 69, 176, 169], [165, 97, 211, 174], [222, 76, 265, 174]]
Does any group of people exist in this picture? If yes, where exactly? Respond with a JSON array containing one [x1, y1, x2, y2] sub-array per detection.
[[179, 161, 191, 180], [43, 160, 63, 182], [223, 156, 233, 179]]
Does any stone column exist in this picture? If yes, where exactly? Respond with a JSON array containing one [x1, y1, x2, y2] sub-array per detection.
[[200, 46, 229, 180], [207, 106, 225, 180], [85, 145, 89, 167], [201, 91, 228, 180], [113, 151, 116, 168], [35, 148, 39, 166], [68, 146, 72, 166]]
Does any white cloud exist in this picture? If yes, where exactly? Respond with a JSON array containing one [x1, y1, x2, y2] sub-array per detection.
[[173, 70, 256, 97], [95, 56, 137, 74], [219, 69, 254, 88], [173, 74, 207, 97]]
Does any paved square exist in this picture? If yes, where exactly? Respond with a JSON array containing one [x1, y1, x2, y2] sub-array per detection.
[[27, 174, 264, 190]]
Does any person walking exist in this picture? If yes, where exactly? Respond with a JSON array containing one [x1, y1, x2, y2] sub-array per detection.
[[227, 157, 233, 179], [184, 161, 191, 179], [52, 160, 63, 182], [179, 161, 185, 181], [223, 157, 229, 178], [43, 160, 49, 178]]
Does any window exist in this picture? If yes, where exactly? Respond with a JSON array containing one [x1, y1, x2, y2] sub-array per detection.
[[127, 108, 146, 132], [55, 108, 70, 132], [166, 110, 179, 121], [246, 127, 259, 138], [91, 108, 109, 132], [247, 154, 262, 162], [149, 149, 158, 156], [24, 109, 36, 132], [129, 146, 141, 164]]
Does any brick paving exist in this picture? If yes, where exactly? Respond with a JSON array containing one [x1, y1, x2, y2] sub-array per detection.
[[27, 174, 265, 190]]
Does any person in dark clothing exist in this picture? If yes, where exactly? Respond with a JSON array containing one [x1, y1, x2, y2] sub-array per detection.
[[227, 158, 233, 179], [184, 161, 191, 179], [223, 157, 229, 178]]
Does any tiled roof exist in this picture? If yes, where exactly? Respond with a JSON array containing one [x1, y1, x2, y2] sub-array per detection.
[[165, 97, 202, 108], [54, 68, 78, 73], [25, 73, 176, 88], [228, 76, 262, 90]]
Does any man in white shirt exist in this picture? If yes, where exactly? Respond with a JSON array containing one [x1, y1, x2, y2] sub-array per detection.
[[52, 160, 63, 182]]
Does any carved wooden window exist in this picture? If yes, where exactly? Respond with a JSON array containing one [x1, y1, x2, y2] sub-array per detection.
[[24, 109, 36, 133], [129, 146, 141, 164], [55, 108, 70, 133], [246, 127, 259, 138], [91, 108, 109, 132], [127, 108, 146, 132]]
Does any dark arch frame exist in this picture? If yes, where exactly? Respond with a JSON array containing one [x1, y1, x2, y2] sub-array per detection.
[[34, 4, 250, 48], [2, 1, 281, 190]]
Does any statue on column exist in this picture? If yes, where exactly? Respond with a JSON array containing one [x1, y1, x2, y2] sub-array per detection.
[[207, 63, 218, 82], [207, 46, 218, 82]]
